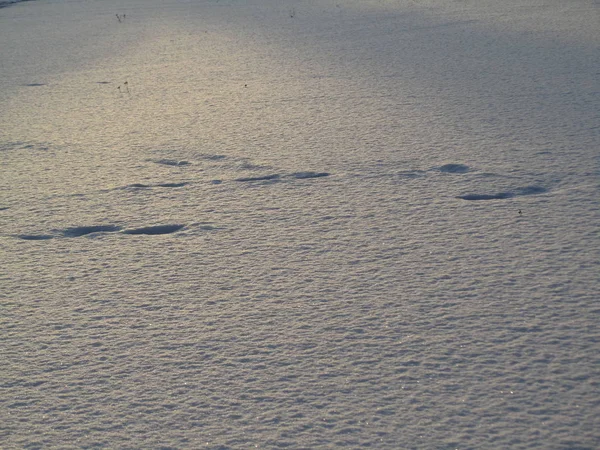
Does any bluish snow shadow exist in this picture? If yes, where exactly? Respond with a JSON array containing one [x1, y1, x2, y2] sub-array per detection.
[[62, 225, 122, 237], [198, 154, 226, 161], [458, 192, 515, 201], [17, 234, 54, 241], [458, 186, 548, 201], [1, 142, 49, 152], [156, 182, 188, 188], [439, 164, 470, 173], [0, 0, 37, 8], [234, 174, 281, 182], [122, 224, 185, 235], [153, 159, 191, 166], [233, 172, 330, 182], [122, 182, 189, 189], [15, 224, 188, 239], [289, 171, 330, 179]]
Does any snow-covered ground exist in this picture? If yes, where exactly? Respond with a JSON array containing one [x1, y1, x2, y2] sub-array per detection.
[[1, 0, 599, 448]]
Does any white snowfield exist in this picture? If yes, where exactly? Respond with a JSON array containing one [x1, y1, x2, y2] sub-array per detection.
[[1, 0, 598, 448]]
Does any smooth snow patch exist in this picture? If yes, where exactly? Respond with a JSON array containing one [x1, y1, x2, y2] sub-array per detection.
[[396, 170, 426, 178], [515, 185, 548, 196]]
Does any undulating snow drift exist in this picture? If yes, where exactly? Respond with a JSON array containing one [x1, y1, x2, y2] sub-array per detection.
[[1, 0, 599, 448]]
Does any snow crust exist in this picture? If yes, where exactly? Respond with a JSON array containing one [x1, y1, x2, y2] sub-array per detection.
[[1, 0, 599, 448]]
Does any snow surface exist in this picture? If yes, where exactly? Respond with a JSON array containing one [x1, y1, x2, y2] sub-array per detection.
[[1, 0, 599, 448]]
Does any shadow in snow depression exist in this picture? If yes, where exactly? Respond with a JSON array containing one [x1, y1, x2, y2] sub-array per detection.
[[121, 182, 190, 190], [17, 234, 55, 241], [15, 224, 186, 240], [234, 172, 330, 182], [458, 186, 548, 201], [152, 159, 191, 167], [62, 225, 122, 237], [122, 224, 185, 235], [439, 163, 470, 174]]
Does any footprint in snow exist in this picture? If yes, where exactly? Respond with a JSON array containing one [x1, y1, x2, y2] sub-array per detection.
[[16, 224, 187, 240], [122, 224, 185, 235], [439, 163, 470, 174], [458, 185, 548, 201], [153, 159, 191, 167], [289, 171, 330, 179], [122, 182, 189, 189], [61, 225, 123, 237], [17, 234, 55, 241], [234, 174, 281, 182], [233, 172, 330, 182]]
